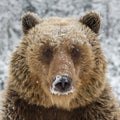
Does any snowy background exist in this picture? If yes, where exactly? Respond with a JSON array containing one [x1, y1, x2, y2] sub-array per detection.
[[0, 0, 120, 101]]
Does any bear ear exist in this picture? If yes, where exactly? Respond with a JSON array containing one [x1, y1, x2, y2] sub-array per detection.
[[79, 11, 101, 34], [22, 12, 40, 34]]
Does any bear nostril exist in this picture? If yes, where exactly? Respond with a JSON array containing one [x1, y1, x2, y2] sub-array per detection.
[[54, 75, 72, 92], [55, 82, 63, 90]]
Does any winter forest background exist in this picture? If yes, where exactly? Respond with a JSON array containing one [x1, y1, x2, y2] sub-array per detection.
[[0, 0, 120, 101]]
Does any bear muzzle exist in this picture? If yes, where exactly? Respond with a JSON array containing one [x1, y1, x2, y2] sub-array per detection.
[[50, 75, 74, 95]]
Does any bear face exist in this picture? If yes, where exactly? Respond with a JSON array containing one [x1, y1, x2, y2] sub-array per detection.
[[9, 12, 107, 110]]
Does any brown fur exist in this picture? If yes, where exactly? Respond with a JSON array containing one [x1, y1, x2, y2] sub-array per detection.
[[80, 12, 101, 34], [1, 11, 120, 119]]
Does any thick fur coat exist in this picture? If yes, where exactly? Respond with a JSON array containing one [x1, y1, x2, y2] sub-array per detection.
[[0, 12, 120, 120]]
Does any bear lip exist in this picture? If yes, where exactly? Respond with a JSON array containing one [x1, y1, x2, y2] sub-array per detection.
[[50, 86, 74, 96]]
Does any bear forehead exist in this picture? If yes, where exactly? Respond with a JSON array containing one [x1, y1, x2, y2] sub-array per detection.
[[41, 17, 78, 26], [28, 17, 89, 46], [38, 17, 85, 32]]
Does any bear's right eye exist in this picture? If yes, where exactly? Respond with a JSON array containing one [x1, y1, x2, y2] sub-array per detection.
[[43, 48, 53, 64], [70, 46, 80, 64], [71, 46, 80, 58]]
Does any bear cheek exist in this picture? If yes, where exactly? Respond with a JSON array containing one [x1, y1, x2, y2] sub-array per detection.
[[26, 49, 50, 89]]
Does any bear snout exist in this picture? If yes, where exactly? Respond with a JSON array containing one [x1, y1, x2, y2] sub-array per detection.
[[54, 75, 72, 91], [50, 75, 74, 95]]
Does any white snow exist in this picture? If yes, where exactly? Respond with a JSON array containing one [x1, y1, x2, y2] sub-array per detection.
[[36, 81, 39, 84]]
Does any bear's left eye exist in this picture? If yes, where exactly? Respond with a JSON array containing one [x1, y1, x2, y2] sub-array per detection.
[[71, 46, 80, 58]]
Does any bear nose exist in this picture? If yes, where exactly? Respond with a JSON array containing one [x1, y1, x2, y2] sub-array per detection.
[[54, 75, 72, 92]]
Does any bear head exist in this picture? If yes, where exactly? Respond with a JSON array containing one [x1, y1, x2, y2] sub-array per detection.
[[9, 11, 107, 110]]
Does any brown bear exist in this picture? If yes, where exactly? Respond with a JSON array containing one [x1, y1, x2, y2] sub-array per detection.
[[0, 11, 120, 120]]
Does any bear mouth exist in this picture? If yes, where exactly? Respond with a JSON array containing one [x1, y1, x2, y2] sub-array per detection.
[[50, 86, 75, 96]]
